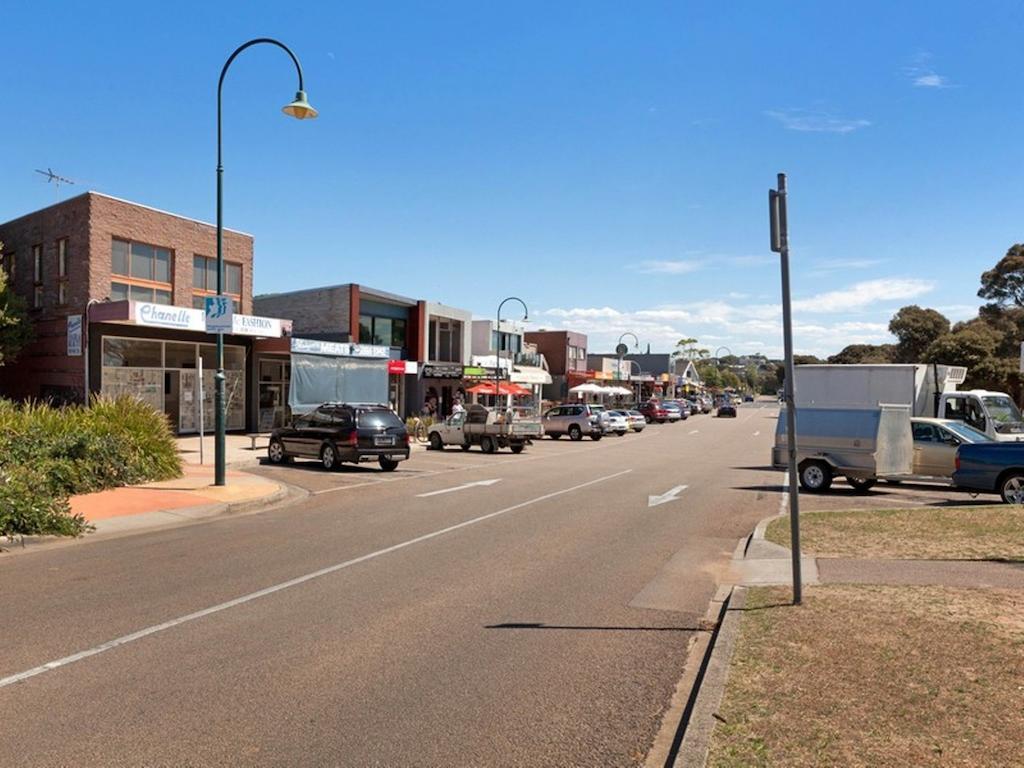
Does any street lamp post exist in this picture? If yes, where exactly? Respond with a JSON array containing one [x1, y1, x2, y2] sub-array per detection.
[[626, 359, 643, 403], [214, 38, 317, 486], [495, 297, 528, 413], [616, 331, 639, 384]]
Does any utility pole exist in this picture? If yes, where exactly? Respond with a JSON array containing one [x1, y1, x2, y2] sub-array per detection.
[[770, 172, 802, 605]]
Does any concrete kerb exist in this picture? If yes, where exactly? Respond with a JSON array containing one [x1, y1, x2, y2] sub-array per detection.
[[0, 473, 307, 558], [650, 512, 816, 768]]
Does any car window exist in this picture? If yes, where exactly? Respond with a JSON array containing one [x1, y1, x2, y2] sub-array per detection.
[[310, 408, 335, 426], [912, 423, 937, 442], [357, 409, 403, 429], [944, 421, 994, 443]]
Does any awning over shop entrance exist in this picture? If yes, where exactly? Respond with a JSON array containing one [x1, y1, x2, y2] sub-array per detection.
[[511, 366, 552, 385], [466, 381, 532, 396]]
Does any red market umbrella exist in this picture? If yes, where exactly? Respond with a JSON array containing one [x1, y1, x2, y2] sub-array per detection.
[[467, 382, 532, 396]]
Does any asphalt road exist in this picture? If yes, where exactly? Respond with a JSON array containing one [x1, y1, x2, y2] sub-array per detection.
[[1, 403, 786, 767]]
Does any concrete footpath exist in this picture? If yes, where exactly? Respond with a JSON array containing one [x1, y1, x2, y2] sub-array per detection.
[[69, 463, 290, 536]]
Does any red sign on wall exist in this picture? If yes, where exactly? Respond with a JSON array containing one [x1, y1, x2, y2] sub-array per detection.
[[388, 360, 407, 374]]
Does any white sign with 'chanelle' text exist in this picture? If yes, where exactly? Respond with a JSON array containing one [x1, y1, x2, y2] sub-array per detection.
[[134, 302, 206, 331]]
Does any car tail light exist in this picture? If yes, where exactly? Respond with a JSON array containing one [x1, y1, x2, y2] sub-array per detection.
[[348, 432, 359, 446], [405, 433, 411, 445], [955, 454, 960, 472]]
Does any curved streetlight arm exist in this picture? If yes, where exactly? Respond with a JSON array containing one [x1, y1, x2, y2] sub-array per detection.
[[495, 297, 529, 412], [218, 38, 306, 169], [618, 332, 639, 349]]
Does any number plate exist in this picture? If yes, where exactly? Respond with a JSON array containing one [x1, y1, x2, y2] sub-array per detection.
[[374, 436, 395, 446]]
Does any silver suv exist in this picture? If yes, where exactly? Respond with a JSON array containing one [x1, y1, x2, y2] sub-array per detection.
[[542, 404, 604, 441]]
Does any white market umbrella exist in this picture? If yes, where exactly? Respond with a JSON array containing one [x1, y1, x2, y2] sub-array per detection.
[[569, 382, 605, 394]]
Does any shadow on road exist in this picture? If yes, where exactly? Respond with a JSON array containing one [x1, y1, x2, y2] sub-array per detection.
[[485, 622, 704, 633]]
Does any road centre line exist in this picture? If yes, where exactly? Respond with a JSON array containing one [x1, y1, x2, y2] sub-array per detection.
[[0, 469, 633, 691]]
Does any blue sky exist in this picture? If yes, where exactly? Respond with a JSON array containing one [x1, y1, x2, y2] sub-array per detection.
[[3, 1, 1023, 357]]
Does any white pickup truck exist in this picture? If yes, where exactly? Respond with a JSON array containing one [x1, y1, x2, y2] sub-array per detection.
[[428, 404, 544, 454]]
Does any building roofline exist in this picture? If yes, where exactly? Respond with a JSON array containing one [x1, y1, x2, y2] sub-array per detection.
[[255, 282, 417, 307], [0, 191, 252, 237]]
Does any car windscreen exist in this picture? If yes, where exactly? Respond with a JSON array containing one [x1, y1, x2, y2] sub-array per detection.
[[356, 409, 404, 429], [981, 395, 1023, 426], [945, 421, 994, 442]]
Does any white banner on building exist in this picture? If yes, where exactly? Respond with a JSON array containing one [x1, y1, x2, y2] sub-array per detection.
[[232, 314, 283, 337], [134, 302, 206, 331], [67, 314, 83, 356], [290, 337, 390, 358]]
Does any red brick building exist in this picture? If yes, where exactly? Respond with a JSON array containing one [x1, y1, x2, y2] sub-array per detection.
[[523, 329, 588, 401], [0, 192, 288, 431]]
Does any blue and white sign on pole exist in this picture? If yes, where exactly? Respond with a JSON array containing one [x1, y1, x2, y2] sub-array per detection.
[[204, 296, 235, 334]]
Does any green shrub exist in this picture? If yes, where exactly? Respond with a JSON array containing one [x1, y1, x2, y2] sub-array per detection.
[[0, 395, 182, 539]]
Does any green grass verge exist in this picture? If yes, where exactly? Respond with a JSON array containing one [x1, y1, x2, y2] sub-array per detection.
[[708, 584, 1024, 767], [765, 507, 1024, 561]]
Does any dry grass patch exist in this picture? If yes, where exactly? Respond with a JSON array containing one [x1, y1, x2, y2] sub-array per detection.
[[765, 507, 1024, 561], [707, 585, 1024, 768]]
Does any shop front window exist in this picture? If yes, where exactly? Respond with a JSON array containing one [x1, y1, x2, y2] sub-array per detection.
[[102, 338, 162, 367]]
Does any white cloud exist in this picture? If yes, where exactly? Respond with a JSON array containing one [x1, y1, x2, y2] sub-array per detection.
[[543, 307, 622, 319], [914, 73, 949, 88], [792, 278, 934, 313], [765, 109, 871, 134], [811, 257, 887, 272], [634, 259, 704, 275], [906, 52, 954, 89]]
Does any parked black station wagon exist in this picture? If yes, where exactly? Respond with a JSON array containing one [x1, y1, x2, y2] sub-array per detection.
[[268, 403, 410, 471]]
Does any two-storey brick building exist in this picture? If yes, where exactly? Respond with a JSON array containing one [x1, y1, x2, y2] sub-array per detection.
[[0, 192, 289, 432], [524, 329, 587, 401]]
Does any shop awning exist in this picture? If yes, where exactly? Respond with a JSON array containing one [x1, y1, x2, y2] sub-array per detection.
[[467, 382, 532, 396], [511, 366, 552, 385]]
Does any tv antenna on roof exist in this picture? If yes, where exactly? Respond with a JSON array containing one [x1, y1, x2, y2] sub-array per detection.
[[35, 167, 79, 198]]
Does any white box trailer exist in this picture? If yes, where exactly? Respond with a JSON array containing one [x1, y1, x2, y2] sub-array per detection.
[[772, 404, 913, 492], [791, 364, 1024, 442], [792, 364, 964, 415]]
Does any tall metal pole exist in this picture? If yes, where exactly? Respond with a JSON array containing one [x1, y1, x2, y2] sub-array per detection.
[[771, 172, 802, 605], [215, 38, 309, 486]]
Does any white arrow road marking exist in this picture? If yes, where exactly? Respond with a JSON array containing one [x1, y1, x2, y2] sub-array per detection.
[[753, 430, 761, 436], [416, 479, 502, 498], [648, 484, 689, 507], [689, 429, 700, 435]]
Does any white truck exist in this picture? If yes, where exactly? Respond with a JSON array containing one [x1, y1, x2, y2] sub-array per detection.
[[790, 364, 1024, 442], [428, 403, 544, 454], [773, 364, 1024, 493]]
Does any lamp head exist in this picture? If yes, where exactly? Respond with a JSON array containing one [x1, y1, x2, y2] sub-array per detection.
[[282, 90, 318, 120]]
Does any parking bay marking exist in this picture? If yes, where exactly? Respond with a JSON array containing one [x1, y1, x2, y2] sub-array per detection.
[[648, 484, 689, 508], [416, 479, 502, 497], [0, 469, 633, 691]]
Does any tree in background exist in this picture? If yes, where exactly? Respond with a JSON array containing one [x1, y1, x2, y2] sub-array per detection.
[[978, 244, 1024, 307], [827, 344, 895, 364], [889, 305, 949, 362], [0, 241, 31, 366]]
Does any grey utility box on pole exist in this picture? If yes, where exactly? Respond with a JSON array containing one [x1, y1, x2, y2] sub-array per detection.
[[770, 173, 803, 605]]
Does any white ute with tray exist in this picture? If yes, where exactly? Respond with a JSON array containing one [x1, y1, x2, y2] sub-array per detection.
[[428, 403, 543, 454]]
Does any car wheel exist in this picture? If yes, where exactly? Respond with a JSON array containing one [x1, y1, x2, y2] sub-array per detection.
[[798, 460, 832, 492], [460, 442, 471, 451], [379, 457, 399, 472], [268, 439, 288, 464], [614, 430, 623, 437], [320, 443, 339, 471], [591, 432, 603, 441], [429, 432, 444, 451], [510, 443, 525, 454], [999, 472, 1024, 504], [568, 425, 583, 441], [550, 433, 560, 440], [846, 476, 877, 494], [480, 435, 496, 454]]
